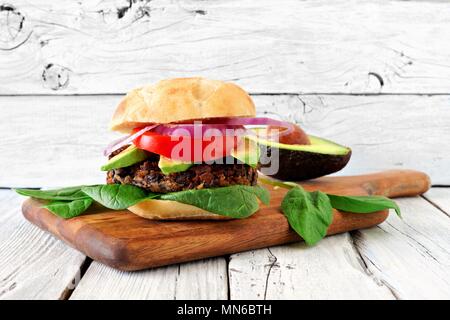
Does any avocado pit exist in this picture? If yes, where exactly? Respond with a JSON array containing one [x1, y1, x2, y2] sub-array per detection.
[[267, 123, 311, 145]]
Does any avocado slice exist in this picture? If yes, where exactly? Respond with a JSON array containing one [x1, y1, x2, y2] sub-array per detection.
[[101, 145, 148, 171], [158, 156, 193, 175], [254, 135, 351, 181], [230, 138, 260, 168]]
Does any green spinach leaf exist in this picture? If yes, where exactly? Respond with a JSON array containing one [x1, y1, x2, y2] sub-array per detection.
[[44, 198, 93, 219], [14, 186, 88, 201], [249, 185, 270, 205], [327, 194, 402, 217], [160, 185, 270, 218], [81, 184, 150, 210], [281, 186, 333, 245]]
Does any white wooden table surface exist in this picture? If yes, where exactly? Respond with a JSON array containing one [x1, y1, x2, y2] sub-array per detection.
[[1, 0, 449, 300]]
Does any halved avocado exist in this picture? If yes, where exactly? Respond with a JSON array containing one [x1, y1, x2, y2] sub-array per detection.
[[101, 145, 148, 171], [254, 135, 351, 181]]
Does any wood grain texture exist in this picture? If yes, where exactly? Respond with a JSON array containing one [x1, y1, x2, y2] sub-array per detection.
[[70, 258, 228, 300], [1, 94, 449, 187], [229, 233, 395, 300], [1, 0, 449, 301], [0, 190, 86, 300], [1, 0, 450, 94], [423, 188, 450, 217], [0, 95, 115, 188], [228, 195, 450, 300], [257, 95, 450, 185], [353, 197, 450, 299], [22, 170, 429, 271]]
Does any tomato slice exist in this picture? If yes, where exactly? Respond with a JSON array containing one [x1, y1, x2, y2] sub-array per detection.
[[133, 130, 239, 162]]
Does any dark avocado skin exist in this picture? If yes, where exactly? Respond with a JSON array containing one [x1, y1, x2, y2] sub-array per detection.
[[259, 146, 352, 181]]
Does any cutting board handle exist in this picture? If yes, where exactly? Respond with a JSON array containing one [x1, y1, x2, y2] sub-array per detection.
[[359, 169, 431, 197], [301, 169, 431, 198]]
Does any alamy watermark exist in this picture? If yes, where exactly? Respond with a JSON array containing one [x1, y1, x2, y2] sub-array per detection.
[[166, 121, 280, 175]]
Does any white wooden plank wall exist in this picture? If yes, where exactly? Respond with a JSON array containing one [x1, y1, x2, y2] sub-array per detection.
[[0, 0, 450, 94], [0, 94, 449, 187]]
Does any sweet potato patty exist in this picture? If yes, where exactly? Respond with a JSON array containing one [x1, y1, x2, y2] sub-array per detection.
[[106, 152, 258, 193]]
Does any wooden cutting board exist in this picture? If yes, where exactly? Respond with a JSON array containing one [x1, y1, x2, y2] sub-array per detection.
[[22, 170, 430, 271]]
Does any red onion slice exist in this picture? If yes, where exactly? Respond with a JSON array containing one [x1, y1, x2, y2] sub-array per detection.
[[198, 117, 295, 139], [154, 118, 294, 138], [217, 117, 295, 136], [103, 118, 295, 156], [103, 124, 158, 157]]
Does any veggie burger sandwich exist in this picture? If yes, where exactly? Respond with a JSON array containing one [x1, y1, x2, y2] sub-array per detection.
[[15, 77, 401, 247], [101, 77, 292, 220]]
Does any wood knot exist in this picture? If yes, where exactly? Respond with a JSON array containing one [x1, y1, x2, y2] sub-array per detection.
[[0, 4, 32, 50], [116, 0, 151, 20], [42, 64, 70, 91]]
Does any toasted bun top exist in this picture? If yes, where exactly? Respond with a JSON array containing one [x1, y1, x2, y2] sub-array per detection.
[[110, 77, 256, 133]]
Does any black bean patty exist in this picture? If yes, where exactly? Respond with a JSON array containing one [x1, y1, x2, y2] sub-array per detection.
[[106, 147, 258, 193]]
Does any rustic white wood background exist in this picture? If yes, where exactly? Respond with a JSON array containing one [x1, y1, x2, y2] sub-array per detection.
[[1, 0, 449, 300]]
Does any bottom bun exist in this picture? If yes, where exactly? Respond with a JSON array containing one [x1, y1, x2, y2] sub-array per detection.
[[128, 199, 232, 220]]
